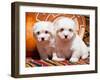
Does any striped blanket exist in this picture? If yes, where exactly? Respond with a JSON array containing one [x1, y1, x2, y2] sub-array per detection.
[[26, 57, 89, 67]]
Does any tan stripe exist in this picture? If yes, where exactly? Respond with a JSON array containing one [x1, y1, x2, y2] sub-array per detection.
[[27, 62, 36, 67], [57, 61, 69, 65], [41, 60, 54, 66], [48, 60, 64, 66], [26, 63, 32, 67]]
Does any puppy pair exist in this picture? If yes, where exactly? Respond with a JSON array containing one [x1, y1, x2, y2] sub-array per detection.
[[33, 17, 89, 63]]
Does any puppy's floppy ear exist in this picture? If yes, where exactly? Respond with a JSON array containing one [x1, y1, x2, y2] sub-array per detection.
[[32, 23, 36, 33], [33, 32, 37, 39], [52, 17, 62, 35], [48, 21, 55, 37], [53, 17, 64, 31], [32, 23, 37, 38], [71, 15, 78, 30]]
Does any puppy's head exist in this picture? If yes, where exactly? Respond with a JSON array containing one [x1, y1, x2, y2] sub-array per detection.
[[33, 21, 54, 42], [54, 17, 76, 41]]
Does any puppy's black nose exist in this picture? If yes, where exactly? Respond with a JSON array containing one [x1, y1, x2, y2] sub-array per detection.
[[65, 35, 68, 38], [41, 37, 44, 41]]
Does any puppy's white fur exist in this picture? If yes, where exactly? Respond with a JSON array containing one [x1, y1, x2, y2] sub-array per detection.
[[33, 21, 55, 60], [53, 17, 89, 62]]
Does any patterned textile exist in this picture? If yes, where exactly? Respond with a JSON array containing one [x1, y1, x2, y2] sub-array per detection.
[[26, 57, 89, 67]]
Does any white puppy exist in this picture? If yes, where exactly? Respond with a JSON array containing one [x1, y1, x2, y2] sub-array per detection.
[[33, 21, 55, 60], [53, 17, 89, 63]]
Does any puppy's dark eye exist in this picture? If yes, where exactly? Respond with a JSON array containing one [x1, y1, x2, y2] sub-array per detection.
[[60, 28, 64, 32], [45, 30, 49, 34], [69, 29, 73, 32], [36, 31, 40, 35]]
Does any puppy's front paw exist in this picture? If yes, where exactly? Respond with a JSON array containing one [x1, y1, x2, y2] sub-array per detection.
[[52, 53, 65, 61], [81, 54, 88, 59], [53, 57, 65, 61], [70, 57, 79, 63]]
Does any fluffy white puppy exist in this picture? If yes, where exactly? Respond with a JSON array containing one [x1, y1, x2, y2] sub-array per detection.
[[53, 17, 89, 63], [33, 21, 55, 60]]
